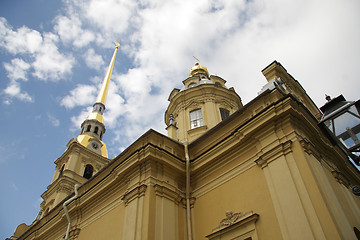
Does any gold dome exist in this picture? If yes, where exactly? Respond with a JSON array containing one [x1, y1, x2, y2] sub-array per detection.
[[189, 62, 209, 76]]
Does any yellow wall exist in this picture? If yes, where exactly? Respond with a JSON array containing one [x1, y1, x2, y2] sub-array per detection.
[[193, 166, 282, 239], [78, 204, 125, 240]]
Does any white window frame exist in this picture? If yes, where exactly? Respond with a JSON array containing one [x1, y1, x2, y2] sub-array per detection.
[[190, 109, 204, 129]]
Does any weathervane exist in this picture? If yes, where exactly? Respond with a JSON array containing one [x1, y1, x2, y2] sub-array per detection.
[[113, 41, 120, 48]]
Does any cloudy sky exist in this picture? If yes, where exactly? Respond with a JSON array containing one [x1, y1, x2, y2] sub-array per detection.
[[1, 0, 359, 238]]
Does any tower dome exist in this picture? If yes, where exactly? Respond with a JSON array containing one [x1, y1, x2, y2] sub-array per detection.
[[166, 62, 242, 142], [189, 62, 209, 77]]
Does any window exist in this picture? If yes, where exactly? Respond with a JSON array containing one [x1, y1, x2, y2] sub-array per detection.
[[83, 164, 94, 179], [86, 125, 91, 132], [190, 109, 204, 129], [220, 108, 230, 120], [188, 82, 197, 88], [94, 126, 99, 134], [215, 82, 222, 87]]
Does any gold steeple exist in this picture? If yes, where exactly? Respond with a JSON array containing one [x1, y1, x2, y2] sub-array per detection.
[[96, 41, 120, 105], [86, 41, 120, 125], [76, 42, 120, 158]]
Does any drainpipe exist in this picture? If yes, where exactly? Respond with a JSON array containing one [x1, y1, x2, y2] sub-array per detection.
[[63, 184, 80, 240], [184, 142, 193, 240]]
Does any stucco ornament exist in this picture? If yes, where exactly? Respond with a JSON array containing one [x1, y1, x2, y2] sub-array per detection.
[[217, 211, 253, 228]]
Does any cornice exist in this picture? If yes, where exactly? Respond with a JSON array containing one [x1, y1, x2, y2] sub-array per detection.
[[332, 170, 351, 187], [255, 140, 293, 169], [121, 184, 147, 206], [42, 175, 81, 200], [165, 84, 242, 121], [153, 184, 183, 203], [55, 141, 111, 166]]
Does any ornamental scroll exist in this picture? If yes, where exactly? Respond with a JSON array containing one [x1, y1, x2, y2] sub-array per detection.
[[214, 210, 253, 230]]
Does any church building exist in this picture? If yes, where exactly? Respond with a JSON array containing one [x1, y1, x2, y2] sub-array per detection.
[[9, 44, 360, 240]]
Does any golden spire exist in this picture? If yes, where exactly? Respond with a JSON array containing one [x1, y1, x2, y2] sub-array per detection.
[[75, 42, 120, 158], [95, 41, 120, 105]]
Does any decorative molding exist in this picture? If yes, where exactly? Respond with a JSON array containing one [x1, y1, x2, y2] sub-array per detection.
[[187, 125, 208, 136], [332, 170, 350, 188], [206, 211, 259, 240], [64, 227, 80, 240], [255, 140, 292, 169], [154, 184, 183, 203], [180, 197, 196, 209], [214, 211, 254, 230], [121, 184, 147, 206]]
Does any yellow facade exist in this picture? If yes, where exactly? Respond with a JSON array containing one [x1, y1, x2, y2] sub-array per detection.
[[9, 61, 360, 240]]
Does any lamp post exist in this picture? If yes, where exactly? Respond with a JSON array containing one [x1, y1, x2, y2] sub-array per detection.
[[319, 95, 360, 166]]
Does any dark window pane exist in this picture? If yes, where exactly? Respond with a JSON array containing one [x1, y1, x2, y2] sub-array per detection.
[[220, 108, 230, 120]]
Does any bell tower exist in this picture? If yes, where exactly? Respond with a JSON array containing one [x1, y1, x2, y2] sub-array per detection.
[[76, 42, 120, 157], [38, 42, 120, 217], [165, 61, 243, 142]]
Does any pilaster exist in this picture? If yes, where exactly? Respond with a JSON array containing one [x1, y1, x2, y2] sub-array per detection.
[[255, 140, 322, 240]]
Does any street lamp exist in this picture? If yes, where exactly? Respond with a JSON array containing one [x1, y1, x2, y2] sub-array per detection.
[[319, 95, 360, 166]]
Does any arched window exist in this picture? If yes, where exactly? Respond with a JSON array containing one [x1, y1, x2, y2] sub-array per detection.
[[83, 164, 94, 179], [100, 131, 103, 140], [86, 125, 91, 132], [94, 126, 99, 134], [190, 109, 204, 129]]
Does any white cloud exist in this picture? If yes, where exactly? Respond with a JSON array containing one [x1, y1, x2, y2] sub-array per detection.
[[82, 0, 136, 35], [102, 80, 125, 127], [60, 84, 97, 109], [0, 17, 43, 54], [32, 32, 75, 81], [47, 113, 60, 127], [83, 48, 105, 70], [3, 81, 33, 103], [54, 15, 95, 48], [3, 58, 33, 103], [4, 58, 31, 81], [70, 106, 93, 132], [0, 17, 76, 104]]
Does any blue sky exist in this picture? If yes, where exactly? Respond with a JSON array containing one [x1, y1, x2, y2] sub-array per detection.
[[1, 0, 359, 238]]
